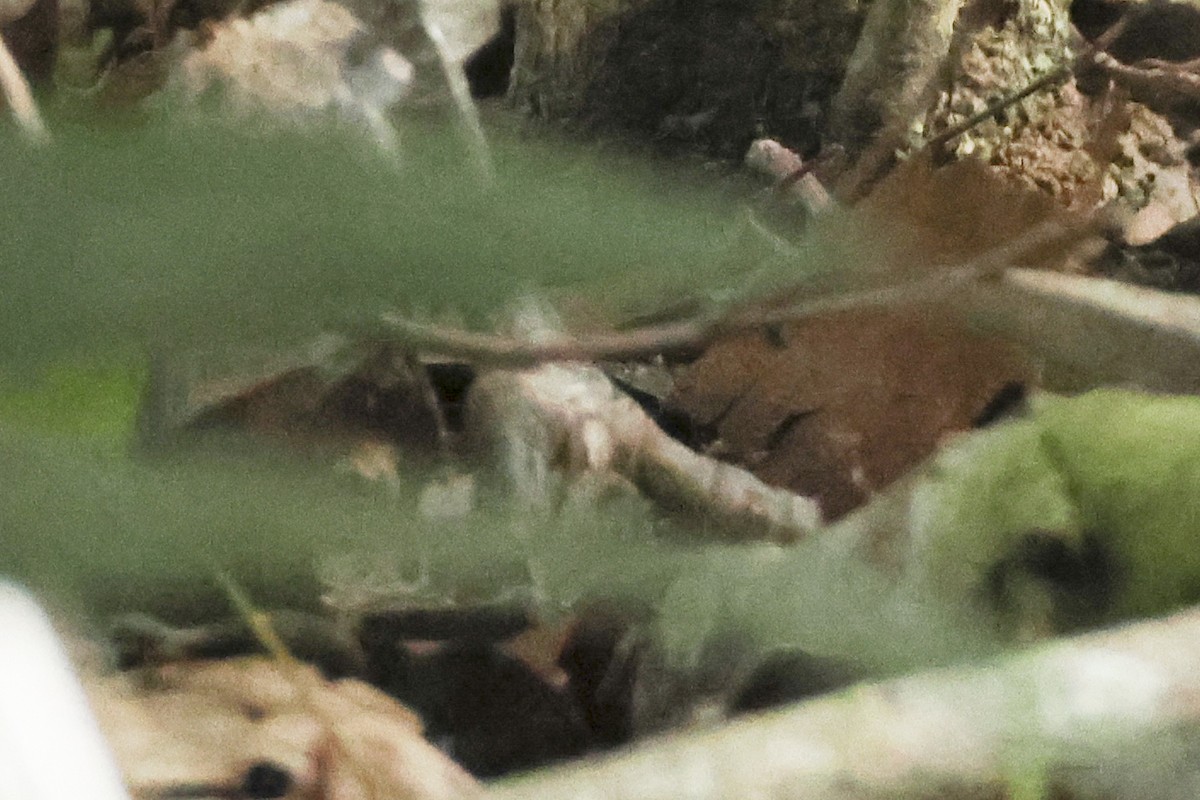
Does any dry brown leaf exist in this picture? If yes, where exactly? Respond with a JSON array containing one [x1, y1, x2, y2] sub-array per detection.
[[500, 618, 576, 691], [141, 348, 446, 461], [89, 656, 480, 800], [667, 306, 1031, 521], [666, 154, 1087, 525], [853, 153, 1096, 274]]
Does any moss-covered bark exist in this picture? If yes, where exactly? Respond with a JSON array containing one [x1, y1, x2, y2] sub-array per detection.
[[831, 0, 965, 153]]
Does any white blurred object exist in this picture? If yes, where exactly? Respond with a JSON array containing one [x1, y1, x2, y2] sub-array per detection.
[[174, 0, 388, 117], [0, 581, 131, 800], [421, 0, 501, 65]]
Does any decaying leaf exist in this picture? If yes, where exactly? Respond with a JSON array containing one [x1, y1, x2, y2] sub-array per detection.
[[852, 153, 1100, 274], [658, 149, 1124, 523], [667, 306, 1031, 521], [89, 656, 480, 799], [138, 344, 446, 469]]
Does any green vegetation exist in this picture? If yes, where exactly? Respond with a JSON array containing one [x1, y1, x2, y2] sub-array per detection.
[[0, 118, 791, 372]]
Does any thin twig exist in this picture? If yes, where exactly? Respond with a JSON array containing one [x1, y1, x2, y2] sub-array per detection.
[[0, 29, 48, 144], [379, 312, 714, 368], [925, 65, 1073, 155], [925, 14, 1134, 156], [379, 218, 1086, 367], [418, 6, 495, 185]]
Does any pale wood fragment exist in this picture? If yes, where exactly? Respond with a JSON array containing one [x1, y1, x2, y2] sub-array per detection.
[[466, 361, 822, 542]]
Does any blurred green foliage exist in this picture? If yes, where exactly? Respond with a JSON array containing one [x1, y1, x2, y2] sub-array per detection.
[[900, 389, 1200, 635], [18, 117, 1197, 687], [1036, 390, 1200, 619], [0, 416, 995, 679], [0, 115, 847, 639], [0, 117, 791, 371], [0, 360, 143, 447]]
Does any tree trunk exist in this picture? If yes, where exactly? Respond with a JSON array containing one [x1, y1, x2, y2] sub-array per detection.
[[506, 0, 864, 159], [830, 0, 965, 154]]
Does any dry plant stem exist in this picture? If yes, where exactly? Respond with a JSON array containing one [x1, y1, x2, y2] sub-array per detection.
[[383, 313, 720, 368], [487, 604, 1200, 800], [744, 139, 836, 216], [392, 0, 494, 184], [379, 219, 1084, 367], [416, 6, 494, 185], [965, 268, 1200, 393], [0, 29, 47, 143]]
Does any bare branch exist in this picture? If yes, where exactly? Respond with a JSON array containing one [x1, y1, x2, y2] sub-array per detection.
[[486, 604, 1200, 800], [377, 219, 1089, 367], [465, 357, 823, 543], [965, 267, 1200, 394]]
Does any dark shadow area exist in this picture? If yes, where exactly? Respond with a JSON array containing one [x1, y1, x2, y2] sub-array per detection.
[[579, 0, 853, 159], [465, 3, 516, 98]]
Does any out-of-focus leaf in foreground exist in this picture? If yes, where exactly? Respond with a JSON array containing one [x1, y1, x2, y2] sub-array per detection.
[[0, 418, 995, 680], [0, 360, 143, 446], [887, 389, 1200, 635], [0, 119, 790, 371]]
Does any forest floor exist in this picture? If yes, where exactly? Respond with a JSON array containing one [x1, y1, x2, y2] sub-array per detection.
[[5, 0, 1200, 799]]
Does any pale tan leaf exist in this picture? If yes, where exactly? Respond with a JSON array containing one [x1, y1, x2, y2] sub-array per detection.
[[89, 657, 479, 800]]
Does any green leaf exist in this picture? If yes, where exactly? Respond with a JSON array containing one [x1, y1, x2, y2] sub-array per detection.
[[0, 360, 144, 448], [1037, 390, 1200, 619], [0, 118, 816, 372], [883, 389, 1200, 635]]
